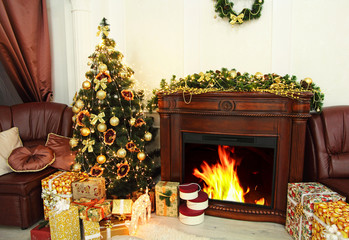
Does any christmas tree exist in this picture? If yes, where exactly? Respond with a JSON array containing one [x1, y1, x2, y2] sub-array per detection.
[[70, 18, 157, 198]]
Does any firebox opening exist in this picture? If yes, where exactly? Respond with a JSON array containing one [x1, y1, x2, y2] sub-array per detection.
[[182, 132, 277, 208]]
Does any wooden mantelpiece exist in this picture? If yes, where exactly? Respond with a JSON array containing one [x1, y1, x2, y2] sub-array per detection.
[[157, 92, 313, 224]]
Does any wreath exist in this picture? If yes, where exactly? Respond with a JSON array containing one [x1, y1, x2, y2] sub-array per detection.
[[214, 0, 264, 26]]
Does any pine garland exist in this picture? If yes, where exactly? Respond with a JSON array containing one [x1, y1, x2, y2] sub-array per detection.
[[147, 68, 324, 113]]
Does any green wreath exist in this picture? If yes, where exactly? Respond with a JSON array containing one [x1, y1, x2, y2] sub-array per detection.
[[214, 0, 264, 26]]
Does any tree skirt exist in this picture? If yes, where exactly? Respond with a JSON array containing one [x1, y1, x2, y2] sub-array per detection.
[[133, 222, 211, 240]]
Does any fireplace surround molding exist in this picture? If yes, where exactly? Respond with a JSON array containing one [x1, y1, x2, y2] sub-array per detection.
[[157, 92, 313, 224]]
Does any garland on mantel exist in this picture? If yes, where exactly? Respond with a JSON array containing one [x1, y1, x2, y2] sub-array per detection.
[[214, 0, 264, 26], [147, 68, 324, 113]]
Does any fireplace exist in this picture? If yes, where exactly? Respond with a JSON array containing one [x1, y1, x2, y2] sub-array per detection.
[[157, 92, 312, 223]]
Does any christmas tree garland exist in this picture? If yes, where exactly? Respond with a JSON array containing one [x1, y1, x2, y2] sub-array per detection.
[[214, 0, 264, 26], [147, 68, 324, 113]]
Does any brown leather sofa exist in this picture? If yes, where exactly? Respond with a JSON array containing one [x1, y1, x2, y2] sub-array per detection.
[[0, 102, 73, 229], [303, 105, 349, 200]]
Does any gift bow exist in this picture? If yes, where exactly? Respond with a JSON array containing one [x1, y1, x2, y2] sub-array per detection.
[[158, 190, 177, 207], [54, 198, 70, 214], [94, 78, 108, 91], [82, 139, 95, 152], [230, 13, 244, 26], [323, 225, 345, 240], [90, 112, 105, 125], [97, 25, 109, 37], [73, 198, 106, 221]]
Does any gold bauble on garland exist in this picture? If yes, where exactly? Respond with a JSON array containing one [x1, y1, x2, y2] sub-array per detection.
[[144, 132, 152, 142], [117, 148, 127, 158], [109, 116, 119, 126], [254, 72, 263, 80], [82, 80, 92, 90], [98, 63, 108, 72], [75, 99, 84, 109], [69, 138, 79, 148], [80, 127, 91, 136], [97, 123, 107, 132], [214, 0, 264, 27], [96, 154, 107, 164], [96, 90, 107, 100], [137, 152, 146, 161]]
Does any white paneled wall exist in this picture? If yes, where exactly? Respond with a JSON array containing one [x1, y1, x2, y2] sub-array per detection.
[[46, 0, 349, 107]]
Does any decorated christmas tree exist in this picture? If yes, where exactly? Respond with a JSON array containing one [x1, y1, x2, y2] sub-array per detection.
[[70, 18, 157, 198]]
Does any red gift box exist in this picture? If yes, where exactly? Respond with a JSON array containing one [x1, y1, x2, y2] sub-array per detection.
[[30, 224, 51, 240]]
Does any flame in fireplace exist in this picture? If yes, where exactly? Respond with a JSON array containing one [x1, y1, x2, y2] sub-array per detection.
[[193, 145, 265, 205]]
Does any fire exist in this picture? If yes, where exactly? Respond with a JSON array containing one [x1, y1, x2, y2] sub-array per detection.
[[193, 145, 265, 205]]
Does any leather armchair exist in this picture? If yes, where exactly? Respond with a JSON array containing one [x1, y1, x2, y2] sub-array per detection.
[[0, 102, 73, 229], [303, 105, 349, 200]]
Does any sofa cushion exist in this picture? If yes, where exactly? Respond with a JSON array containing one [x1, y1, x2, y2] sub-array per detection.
[[0, 127, 23, 176], [46, 133, 76, 171], [8, 145, 55, 172]]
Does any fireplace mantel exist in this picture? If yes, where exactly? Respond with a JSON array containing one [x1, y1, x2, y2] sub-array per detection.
[[157, 92, 313, 224]]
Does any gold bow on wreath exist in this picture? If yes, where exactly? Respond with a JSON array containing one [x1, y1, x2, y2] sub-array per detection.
[[230, 13, 244, 26], [82, 139, 95, 153], [94, 78, 108, 91], [90, 112, 105, 125], [97, 25, 109, 37]]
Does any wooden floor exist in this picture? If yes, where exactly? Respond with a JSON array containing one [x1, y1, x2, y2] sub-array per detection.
[[0, 214, 293, 240]]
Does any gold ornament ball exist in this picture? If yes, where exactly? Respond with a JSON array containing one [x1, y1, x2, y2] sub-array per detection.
[[254, 72, 263, 80], [80, 127, 91, 136], [137, 152, 146, 161], [96, 154, 107, 164], [110, 116, 120, 126], [144, 132, 152, 141], [72, 162, 81, 172], [82, 80, 92, 90], [72, 115, 77, 122], [230, 70, 237, 79], [69, 138, 79, 148], [75, 99, 84, 109], [72, 106, 80, 114], [98, 63, 108, 72], [304, 77, 313, 85], [117, 148, 127, 158], [97, 123, 107, 132], [96, 90, 107, 100], [129, 118, 136, 126]]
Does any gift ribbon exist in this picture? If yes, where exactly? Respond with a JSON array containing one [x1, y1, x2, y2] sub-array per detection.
[[230, 13, 244, 26], [73, 198, 106, 221], [90, 112, 105, 125], [93, 78, 108, 91], [287, 190, 338, 240], [119, 199, 125, 215], [82, 139, 95, 153]]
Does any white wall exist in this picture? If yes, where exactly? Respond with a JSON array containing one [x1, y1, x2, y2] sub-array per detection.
[[46, 0, 349, 107]]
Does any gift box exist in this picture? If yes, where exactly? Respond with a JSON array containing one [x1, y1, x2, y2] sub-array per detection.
[[41, 171, 84, 220], [112, 199, 133, 215], [72, 177, 106, 201], [312, 201, 349, 239], [100, 218, 129, 239], [49, 205, 81, 240], [83, 219, 101, 240], [155, 181, 179, 217], [72, 198, 111, 222], [285, 182, 345, 240], [30, 224, 51, 240]]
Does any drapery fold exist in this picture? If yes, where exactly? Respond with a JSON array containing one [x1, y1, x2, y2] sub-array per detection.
[[0, 0, 52, 102]]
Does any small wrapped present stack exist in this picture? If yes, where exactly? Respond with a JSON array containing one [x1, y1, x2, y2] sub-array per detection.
[[312, 201, 349, 239], [285, 182, 346, 240], [178, 183, 208, 225], [155, 181, 179, 217]]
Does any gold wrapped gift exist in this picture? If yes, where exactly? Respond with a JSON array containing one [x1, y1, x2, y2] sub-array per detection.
[[49, 205, 81, 240], [72, 177, 106, 201], [112, 199, 133, 215], [72, 198, 111, 222], [312, 201, 349, 239], [83, 219, 101, 240], [100, 218, 129, 238]]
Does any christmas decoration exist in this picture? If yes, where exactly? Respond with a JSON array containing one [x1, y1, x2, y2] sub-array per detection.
[[144, 132, 152, 142], [69, 138, 79, 148], [137, 152, 146, 161], [72, 162, 82, 172], [285, 182, 345, 240], [129, 117, 136, 126], [214, 0, 264, 26], [71, 18, 157, 198], [97, 154, 107, 164], [148, 68, 324, 113], [75, 99, 84, 109]]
